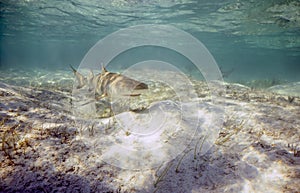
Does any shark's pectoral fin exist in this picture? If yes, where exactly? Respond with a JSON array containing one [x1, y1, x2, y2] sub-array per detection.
[[135, 82, 148, 90]]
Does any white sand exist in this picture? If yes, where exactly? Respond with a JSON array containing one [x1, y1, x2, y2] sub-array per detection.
[[0, 71, 299, 193]]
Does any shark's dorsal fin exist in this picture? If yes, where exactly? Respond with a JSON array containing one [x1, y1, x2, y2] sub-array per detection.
[[101, 65, 108, 73]]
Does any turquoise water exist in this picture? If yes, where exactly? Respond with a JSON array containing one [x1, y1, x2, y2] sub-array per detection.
[[1, 0, 300, 84]]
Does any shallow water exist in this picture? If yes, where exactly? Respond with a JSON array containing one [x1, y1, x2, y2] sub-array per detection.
[[1, 0, 300, 86], [1, 1, 300, 192]]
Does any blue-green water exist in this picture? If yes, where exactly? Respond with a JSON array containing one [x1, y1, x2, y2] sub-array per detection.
[[1, 0, 300, 84]]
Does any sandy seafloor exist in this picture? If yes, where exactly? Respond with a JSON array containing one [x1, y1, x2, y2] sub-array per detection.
[[0, 68, 299, 193]]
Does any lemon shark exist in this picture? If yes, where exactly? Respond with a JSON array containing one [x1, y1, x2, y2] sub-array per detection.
[[70, 65, 148, 99]]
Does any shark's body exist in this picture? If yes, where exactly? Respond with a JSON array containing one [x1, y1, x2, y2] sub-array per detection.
[[71, 65, 148, 99]]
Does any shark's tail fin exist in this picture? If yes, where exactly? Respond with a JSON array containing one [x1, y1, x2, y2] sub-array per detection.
[[70, 65, 77, 73], [70, 65, 86, 88]]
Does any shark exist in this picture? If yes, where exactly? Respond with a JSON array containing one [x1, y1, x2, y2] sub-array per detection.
[[70, 65, 148, 100]]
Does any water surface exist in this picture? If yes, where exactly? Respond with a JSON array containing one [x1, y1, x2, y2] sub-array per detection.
[[1, 0, 300, 85]]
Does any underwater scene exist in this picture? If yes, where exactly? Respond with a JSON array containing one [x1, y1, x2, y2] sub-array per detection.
[[1, 0, 300, 192]]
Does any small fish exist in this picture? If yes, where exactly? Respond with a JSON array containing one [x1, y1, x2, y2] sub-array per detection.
[[71, 65, 148, 99]]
